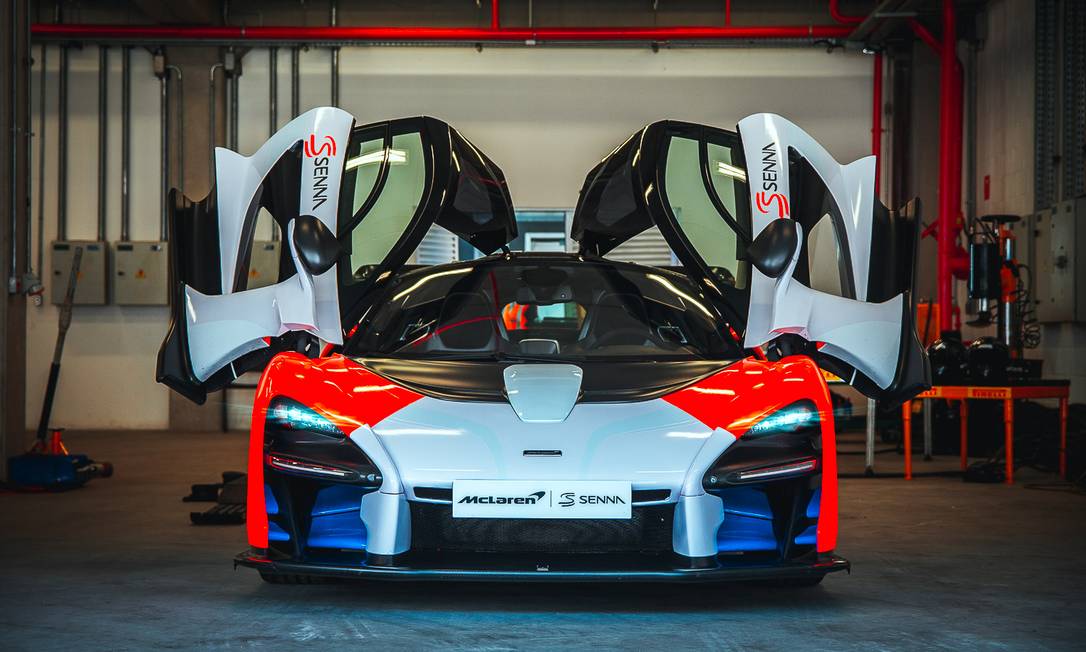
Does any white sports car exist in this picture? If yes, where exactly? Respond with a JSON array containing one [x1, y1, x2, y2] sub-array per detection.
[[157, 109, 928, 584]]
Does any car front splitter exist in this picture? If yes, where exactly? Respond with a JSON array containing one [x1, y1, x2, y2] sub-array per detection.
[[236, 550, 850, 583]]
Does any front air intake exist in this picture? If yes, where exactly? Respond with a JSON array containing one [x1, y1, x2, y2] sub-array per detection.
[[409, 503, 674, 554]]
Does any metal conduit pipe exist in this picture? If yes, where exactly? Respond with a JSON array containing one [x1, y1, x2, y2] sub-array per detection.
[[330, 47, 339, 106], [22, 3, 34, 283], [30, 24, 854, 44], [97, 45, 108, 241], [56, 44, 68, 240], [159, 62, 169, 240], [8, 0, 19, 286], [269, 47, 277, 132], [871, 52, 883, 196], [964, 41, 977, 225], [330, 0, 339, 106], [227, 51, 238, 151], [35, 43, 46, 275], [208, 61, 224, 191], [290, 46, 299, 118], [166, 64, 184, 196], [268, 47, 278, 241], [120, 46, 130, 241]]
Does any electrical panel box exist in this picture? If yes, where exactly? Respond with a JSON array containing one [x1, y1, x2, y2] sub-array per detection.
[[1035, 199, 1086, 323], [51, 241, 109, 305], [112, 241, 169, 305], [247, 241, 281, 289]]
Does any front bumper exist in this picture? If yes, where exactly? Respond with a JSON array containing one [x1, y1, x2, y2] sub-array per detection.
[[236, 549, 850, 583]]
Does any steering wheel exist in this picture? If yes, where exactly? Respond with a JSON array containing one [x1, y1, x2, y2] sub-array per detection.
[[593, 328, 652, 348]]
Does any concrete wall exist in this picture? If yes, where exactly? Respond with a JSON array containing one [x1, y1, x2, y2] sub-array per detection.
[[28, 44, 874, 430], [975, 0, 1035, 219]]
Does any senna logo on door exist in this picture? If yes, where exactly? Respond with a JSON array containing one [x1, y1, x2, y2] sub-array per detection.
[[303, 135, 338, 211], [756, 142, 790, 218], [452, 480, 631, 519], [303, 134, 337, 158]]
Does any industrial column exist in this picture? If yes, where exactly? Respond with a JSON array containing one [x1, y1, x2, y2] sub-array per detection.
[[1, 0, 32, 480]]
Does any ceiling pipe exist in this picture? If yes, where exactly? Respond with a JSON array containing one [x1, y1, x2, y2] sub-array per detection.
[[29, 23, 853, 44], [908, 18, 941, 54], [829, 0, 865, 25]]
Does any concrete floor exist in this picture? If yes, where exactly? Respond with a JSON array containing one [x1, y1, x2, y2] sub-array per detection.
[[2, 429, 1084, 651]]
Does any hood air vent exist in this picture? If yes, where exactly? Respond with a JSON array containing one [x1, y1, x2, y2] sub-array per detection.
[[502, 364, 583, 423]]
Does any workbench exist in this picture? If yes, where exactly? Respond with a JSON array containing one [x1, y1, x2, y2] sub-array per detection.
[[899, 382, 1070, 484]]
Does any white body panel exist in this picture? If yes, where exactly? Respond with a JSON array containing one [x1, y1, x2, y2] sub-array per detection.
[[185, 107, 354, 381], [737, 113, 903, 389], [369, 397, 729, 500], [352, 396, 736, 557]]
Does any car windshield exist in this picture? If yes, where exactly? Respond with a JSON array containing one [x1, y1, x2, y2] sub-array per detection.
[[346, 259, 742, 361]]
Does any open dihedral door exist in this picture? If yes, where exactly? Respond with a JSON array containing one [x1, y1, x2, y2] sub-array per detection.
[[158, 110, 517, 403], [571, 115, 929, 403]]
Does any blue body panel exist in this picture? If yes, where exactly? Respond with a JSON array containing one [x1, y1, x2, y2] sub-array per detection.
[[715, 486, 777, 552]]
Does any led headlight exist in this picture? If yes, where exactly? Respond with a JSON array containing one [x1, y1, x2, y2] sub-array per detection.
[[746, 400, 820, 438], [705, 400, 823, 488], [263, 397, 378, 485], [267, 397, 345, 439]]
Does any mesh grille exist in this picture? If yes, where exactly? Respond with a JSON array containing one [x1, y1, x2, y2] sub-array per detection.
[[410, 503, 674, 554]]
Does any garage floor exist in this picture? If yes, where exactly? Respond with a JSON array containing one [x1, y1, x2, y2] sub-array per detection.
[[2, 429, 1083, 651]]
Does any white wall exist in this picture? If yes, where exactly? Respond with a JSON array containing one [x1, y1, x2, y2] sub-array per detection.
[[26, 45, 168, 430], [32, 45, 874, 430], [239, 46, 875, 211]]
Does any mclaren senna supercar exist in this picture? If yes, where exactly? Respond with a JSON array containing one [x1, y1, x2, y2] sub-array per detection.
[[157, 108, 929, 584]]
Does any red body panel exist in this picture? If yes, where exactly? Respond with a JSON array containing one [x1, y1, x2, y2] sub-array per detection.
[[248, 353, 838, 555], [246, 353, 422, 548], [662, 355, 839, 552]]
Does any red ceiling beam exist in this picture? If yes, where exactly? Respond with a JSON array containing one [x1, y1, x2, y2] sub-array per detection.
[[29, 23, 853, 43]]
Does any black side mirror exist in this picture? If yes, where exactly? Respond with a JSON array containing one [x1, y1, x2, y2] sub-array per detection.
[[292, 215, 341, 276], [747, 218, 798, 278]]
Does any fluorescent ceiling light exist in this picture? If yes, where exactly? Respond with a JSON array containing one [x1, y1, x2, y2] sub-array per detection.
[[345, 148, 407, 171], [715, 162, 747, 182]]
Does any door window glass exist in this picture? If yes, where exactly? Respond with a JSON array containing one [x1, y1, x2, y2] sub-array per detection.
[[663, 137, 748, 288], [343, 132, 426, 279], [788, 155, 855, 298], [806, 213, 846, 296]]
